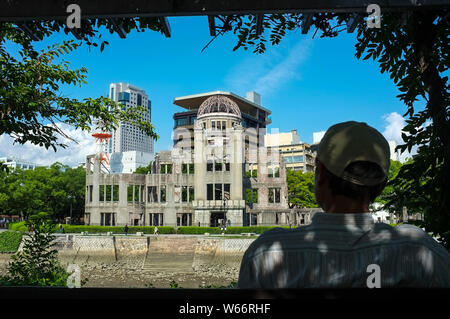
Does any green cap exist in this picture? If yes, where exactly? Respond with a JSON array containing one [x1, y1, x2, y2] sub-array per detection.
[[317, 121, 390, 186]]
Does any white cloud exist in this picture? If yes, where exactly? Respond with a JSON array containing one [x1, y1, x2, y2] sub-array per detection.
[[383, 112, 406, 145], [382, 112, 417, 163], [224, 38, 313, 97], [0, 123, 97, 167]]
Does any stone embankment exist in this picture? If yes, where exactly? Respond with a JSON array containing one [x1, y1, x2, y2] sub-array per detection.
[[20, 234, 257, 288]]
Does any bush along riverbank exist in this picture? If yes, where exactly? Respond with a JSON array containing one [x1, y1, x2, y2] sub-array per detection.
[[0, 231, 23, 252], [8, 222, 292, 235]]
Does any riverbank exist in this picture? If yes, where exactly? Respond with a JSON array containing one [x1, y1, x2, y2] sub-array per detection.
[[1, 234, 253, 288]]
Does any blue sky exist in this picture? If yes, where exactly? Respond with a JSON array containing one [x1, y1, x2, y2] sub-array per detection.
[[1, 16, 415, 166]]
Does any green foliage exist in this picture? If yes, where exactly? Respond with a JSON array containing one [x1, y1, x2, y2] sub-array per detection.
[[218, 11, 449, 250], [0, 163, 86, 221], [135, 161, 153, 174], [245, 188, 258, 205], [0, 231, 22, 252], [386, 154, 448, 247], [375, 159, 405, 210], [177, 226, 290, 235], [201, 281, 237, 288], [286, 169, 318, 208], [1, 19, 167, 56], [169, 279, 182, 288], [354, 12, 449, 250], [374, 159, 436, 221], [0, 213, 70, 286], [175, 227, 222, 234], [245, 170, 257, 178], [59, 225, 175, 234], [1, 30, 158, 158], [8, 223, 290, 235], [8, 221, 27, 232]]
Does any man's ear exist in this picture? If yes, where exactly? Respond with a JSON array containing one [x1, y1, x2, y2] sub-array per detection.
[[316, 161, 327, 186]]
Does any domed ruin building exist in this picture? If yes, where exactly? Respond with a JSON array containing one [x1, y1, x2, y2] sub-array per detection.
[[85, 91, 319, 227]]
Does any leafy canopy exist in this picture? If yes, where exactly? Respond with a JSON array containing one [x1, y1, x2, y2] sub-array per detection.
[[286, 169, 318, 209], [0, 23, 158, 158], [213, 11, 449, 249], [0, 163, 86, 221]]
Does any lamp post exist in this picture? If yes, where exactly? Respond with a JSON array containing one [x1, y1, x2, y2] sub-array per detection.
[[222, 197, 228, 232], [68, 195, 73, 225]]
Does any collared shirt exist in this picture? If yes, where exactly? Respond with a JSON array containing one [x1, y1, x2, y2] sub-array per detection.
[[237, 212, 450, 288]]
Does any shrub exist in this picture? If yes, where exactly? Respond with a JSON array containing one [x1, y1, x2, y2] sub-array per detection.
[[225, 226, 290, 234], [176, 226, 291, 235], [60, 225, 176, 234], [201, 281, 237, 288], [8, 221, 28, 232], [0, 212, 70, 287], [9, 222, 291, 235], [177, 227, 222, 234], [0, 231, 23, 252]]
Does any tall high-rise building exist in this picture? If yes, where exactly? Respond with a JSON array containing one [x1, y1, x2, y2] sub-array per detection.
[[388, 140, 400, 162], [108, 82, 154, 154], [108, 83, 154, 173]]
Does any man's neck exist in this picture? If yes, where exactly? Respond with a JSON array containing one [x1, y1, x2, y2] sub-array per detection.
[[323, 196, 370, 214]]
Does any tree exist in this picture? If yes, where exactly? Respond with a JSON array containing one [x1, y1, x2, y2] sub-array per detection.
[[0, 163, 86, 221], [135, 161, 154, 174], [372, 159, 425, 220], [375, 159, 404, 211], [213, 11, 449, 249], [1, 18, 166, 55], [286, 169, 318, 209], [0, 212, 70, 286], [2, 10, 447, 247], [1, 25, 158, 162]]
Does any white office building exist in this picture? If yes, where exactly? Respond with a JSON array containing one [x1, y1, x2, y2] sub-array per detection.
[[109, 151, 154, 174], [108, 83, 154, 154], [264, 130, 315, 172], [313, 131, 326, 145], [108, 83, 154, 173], [0, 156, 37, 170], [264, 129, 301, 147], [388, 140, 400, 162]]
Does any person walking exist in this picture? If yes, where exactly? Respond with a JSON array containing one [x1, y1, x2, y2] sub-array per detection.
[[124, 224, 129, 236], [154, 226, 159, 236]]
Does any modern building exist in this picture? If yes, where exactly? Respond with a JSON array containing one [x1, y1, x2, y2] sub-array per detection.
[[108, 82, 154, 154], [313, 131, 326, 145], [265, 129, 300, 147], [108, 83, 154, 173], [264, 130, 315, 172], [0, 156, 37, 170], [85, 92, 318, 227], [278, 143, 315, 172], [388, 140, 400, 162], [109, 151, 154, 174]]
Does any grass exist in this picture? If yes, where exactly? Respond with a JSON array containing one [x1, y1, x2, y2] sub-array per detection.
[[0, 231, 23, 252]]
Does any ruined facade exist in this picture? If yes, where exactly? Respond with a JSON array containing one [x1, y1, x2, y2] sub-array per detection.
[[85, 92, 319, 227]]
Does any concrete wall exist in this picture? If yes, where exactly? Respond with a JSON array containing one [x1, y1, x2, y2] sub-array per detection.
[[49, 235, 254, 267]]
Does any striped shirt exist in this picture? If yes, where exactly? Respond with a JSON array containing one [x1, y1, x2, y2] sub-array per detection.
[[237, 212, 450, 288]]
